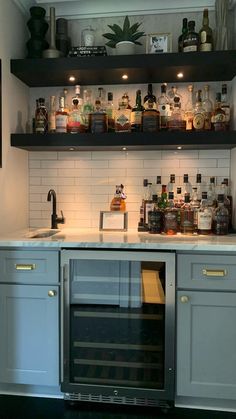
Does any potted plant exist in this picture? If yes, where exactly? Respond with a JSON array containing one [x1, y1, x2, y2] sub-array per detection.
[[102, 15, 145, 55]]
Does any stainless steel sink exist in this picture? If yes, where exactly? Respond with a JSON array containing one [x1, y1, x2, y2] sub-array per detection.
[[26, 229, 61, 238]]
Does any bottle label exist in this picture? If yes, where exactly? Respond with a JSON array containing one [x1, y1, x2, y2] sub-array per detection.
[[204, 112, 212, 130], [200, 42, 212, 51], [130, 111, 142, 125], [185, 113, 193, 130], [183, 45, 198, 52], [221, 105, 230, 122], [142, 114, 159, 132], [56, 115, 68, 133], [193, 113, 205, 130], [200, 31, 207, 43], [198, 212, 212, 230], [116, 113, 129, 127], [158, 103, 171, 116]]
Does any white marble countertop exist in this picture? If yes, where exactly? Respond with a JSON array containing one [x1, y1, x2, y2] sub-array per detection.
[[1, 228, 236, 252]]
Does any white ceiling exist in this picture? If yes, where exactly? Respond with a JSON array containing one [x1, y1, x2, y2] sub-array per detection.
[[13, 0, 235, 19]]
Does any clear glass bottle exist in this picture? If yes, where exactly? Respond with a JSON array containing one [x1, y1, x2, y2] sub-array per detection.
[[184, 84, 194, 131], [48, 95, 56, 133], [142, 100, 160, 132], [106, 92, 115, 132], [202, 85, 213, 130], [81, 89, 94, 132], [193, 90, 205, 131], [175, 186, 184, 208], [157, 83, 171, 130], [212, 93, 226, 131], [89, 97, 108, 134], [63, 88, 70, 114], [180, 194, 194, 235], [221, 84, 230, 130], [35, 97, 48, 134], [168, 96, 186, 131], [138, 179, 149, 231], [178, 17, 188, 52], [183, 20, 199, 52], [199, 8, 213, 52], [143, 83, 156, 109], [121, 92, 132, 110], [55, 96, 68, 133], [207, 177, 217, 208], [197, 191, 213, 235], [196, 173, 203, 202], [164, 191, 178, 235], [154, 176, 162, 199], [131, 89, 144, 132], [110, 184, 126, 211], [115, 97, 131, 132], [168, 86, 183, 111], [212, 194, 229, 235], [167, 174, 176, 194], [183, 173, 192, 198], [190, 187, 200, 232]]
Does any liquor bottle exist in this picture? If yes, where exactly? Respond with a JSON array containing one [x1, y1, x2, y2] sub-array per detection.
[[89, 97, 108, 134], [48, 95, 56, 133], [115, 96, 131, 132], [193, 90, 205, 131], [202, 85, 213, 130], [221, 84, 230, 130], [207, 177, 217, 207], [212, 194, 229, 235], [67, 97, 82, 134], [131, 89, 144, 132], [184, 84, 194, 131], [142, 99, 160, 132], [183, 20, 199, 52], [212, 93, 226, 131], [158, 184, 168, 210], [143, 83, 156, 109], [81, 89, 94, 132], [143, 182, 154, 227], [168, 96, 186, 131], [183, 174, 192, 197], [220, 180, 232, 229], [63, 88, 70, 114], [196, 173, 203, 201], [121, 92, 132, 110], [55, 96, 68, 133], [35, 97, 48, 134], [167, 174, 175, 194], [98, 87, 106, 110], [168, 86, 183, 111], [197, 191, 213, 235], [164, 192, 178, 235], [154, 176, 162, 198], [148, 195, 163, 234], [106, 92, 115, 132], [110, 184, 126, 211], [180, 193, 194, 235], [190, 187, 200, 232], [175, 187, 184, 208], [199, 8, 213, 52], [138, 179, 148, 232], [178, 17, 188, 52], [157, 83, 171, 130]]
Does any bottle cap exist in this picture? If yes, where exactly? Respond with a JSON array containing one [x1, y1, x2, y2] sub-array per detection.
[[216, 92, 221, 102], [217, 194, 224, 202], [156, 176, 162, 184], [143, 179, 148, 187], [170, 174, 175, 182], [184, 193, 190, 203], [177, 187, 182, 194], [196, 173, 202, 183], [152, 194, 158, 202], [168, 191, 174, 199], [210, 177, 215, 184], [183, 174, 188, 183], [202, 191, 207, 199], [108, 92, 113, 101]]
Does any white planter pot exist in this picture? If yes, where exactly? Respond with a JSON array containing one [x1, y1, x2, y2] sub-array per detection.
[[116, 41, 135, 55]]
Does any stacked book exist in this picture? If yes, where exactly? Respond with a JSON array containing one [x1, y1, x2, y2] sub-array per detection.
[[68, 46, 107, 57]]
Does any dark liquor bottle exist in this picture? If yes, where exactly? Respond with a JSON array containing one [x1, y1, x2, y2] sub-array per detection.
[[89, 97, 108, 134], [158, 185, 168, 210], [183, 20, 199, 52], [199, 8, 213, 51], [180, 194, 194, 235], [212, 194, 229, 235], [138, 179, 148, 232], [144, 83, 156, 108], [35, 97, 48, 134], [148, 196, 163, 234], [178, 17, 188, 52], [164, 192, 178, 235], [142, 100, 160, 132], [131, 89, 144, 132], [221, 84, 230, 130], [212, 93, 226, 131]]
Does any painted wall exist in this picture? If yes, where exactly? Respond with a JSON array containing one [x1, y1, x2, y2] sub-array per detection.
[[0, 0, 29, 235]]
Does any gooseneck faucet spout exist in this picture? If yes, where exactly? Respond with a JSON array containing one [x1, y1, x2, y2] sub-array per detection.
[[47, 189, 65, 229]]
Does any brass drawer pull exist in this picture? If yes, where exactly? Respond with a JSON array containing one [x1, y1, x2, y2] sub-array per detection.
[[15, 264, 36, 271], [48, 290, 57, 297], [202, 269, 227, 277]]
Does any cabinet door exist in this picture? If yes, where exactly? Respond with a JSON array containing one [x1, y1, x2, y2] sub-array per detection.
[[0, 284, 59, 386], [177, 291, 236, 400]]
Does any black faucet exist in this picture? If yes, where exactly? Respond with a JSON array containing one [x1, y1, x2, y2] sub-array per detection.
[[47, 189, 65, 229]]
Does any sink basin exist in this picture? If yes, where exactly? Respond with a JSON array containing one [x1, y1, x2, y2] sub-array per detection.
[[26, 229, 61, 238]]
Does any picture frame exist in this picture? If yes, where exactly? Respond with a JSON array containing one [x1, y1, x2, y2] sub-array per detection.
[[99, 211, 128, 231], [146, 33, 172, 54]]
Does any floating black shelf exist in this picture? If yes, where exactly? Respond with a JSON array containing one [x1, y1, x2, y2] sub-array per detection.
[[11, 131, 236, 151], [10, 50, 236, 87]]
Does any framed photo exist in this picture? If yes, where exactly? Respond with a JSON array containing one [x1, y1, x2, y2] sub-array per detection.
[[146, 33, 172, 54], [99, 211, 128, 231]]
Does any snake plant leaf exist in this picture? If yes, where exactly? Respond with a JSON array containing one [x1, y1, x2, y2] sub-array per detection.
[[102, 33, 117, 41], [102, 15, 145, 47], [107, 24, 124, 38], [129, 22, 141, 34], [131, 32, 145, 41]]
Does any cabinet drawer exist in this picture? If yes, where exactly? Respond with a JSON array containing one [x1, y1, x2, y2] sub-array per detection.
[[177, 253, 236, 291], [0, 250, 59, 284]]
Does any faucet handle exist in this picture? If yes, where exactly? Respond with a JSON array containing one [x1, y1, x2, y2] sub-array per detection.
[[58, 210, 65, 224]]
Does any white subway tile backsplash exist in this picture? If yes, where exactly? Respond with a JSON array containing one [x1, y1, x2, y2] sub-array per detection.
[[29, 149, 231, 229]]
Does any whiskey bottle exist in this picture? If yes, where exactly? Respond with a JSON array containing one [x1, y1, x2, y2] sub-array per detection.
[[106, 92, 115, 132], [115, 97, 131, 132], [148, 196, 163, 234], [183, 20, 199, 52], [35, 97, 48, 134], [190, 187, 200, 232], [158, 184, 168, 210], [55, 96, 68, 133], [157, 83, 171, 130], [110, 184, 126, 211], [168, 96, 185, 131], [81, 89, 94, 132], [168, 86, 182, 111], [221, 84, 230, 130], [143, 83, 156, 108], [67, 97, 82, 133], [183, 174, 192, 198], [184, 84, 194, 131], [180, 194, 194, 235], [199, 8, 213, 51], [164, 192, 178, 235], [154, 176, 162, 198], [48, 95, 56, 133], [212, 194, 229, 235], [193, 90, 205, 131], [89, 97, 108, 134], [142, 100, 160, 132], [138, 179, 148, 232], [212, 93, 226, 131], [178, 17, 188, 52], [202, 85, 213, 130], [131, 89, 144, 132], [197, 191, 212, 235]]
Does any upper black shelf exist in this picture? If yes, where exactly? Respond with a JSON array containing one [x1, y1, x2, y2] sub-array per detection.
[[10, 50, 236, 87], [11, 131, 236, 151]]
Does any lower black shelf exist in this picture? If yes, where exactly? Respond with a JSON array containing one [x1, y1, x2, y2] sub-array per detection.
[[11, 131, 236, 151]]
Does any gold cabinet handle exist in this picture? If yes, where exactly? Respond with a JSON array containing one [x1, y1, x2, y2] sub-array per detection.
[[202, 269, 227, 277], [48, 290, 57, 297], [15, 264, 36, 271], [180, 295, 189, 303]]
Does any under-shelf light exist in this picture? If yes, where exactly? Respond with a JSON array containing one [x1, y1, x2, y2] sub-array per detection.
[[177, 72, 184, 79], [177, 146, 182, 150], [69, 76, 76, 82], [122, 74, 128, 80]]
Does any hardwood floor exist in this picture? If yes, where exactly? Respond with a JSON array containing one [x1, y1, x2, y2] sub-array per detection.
[[0, 395, 235, 419]]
